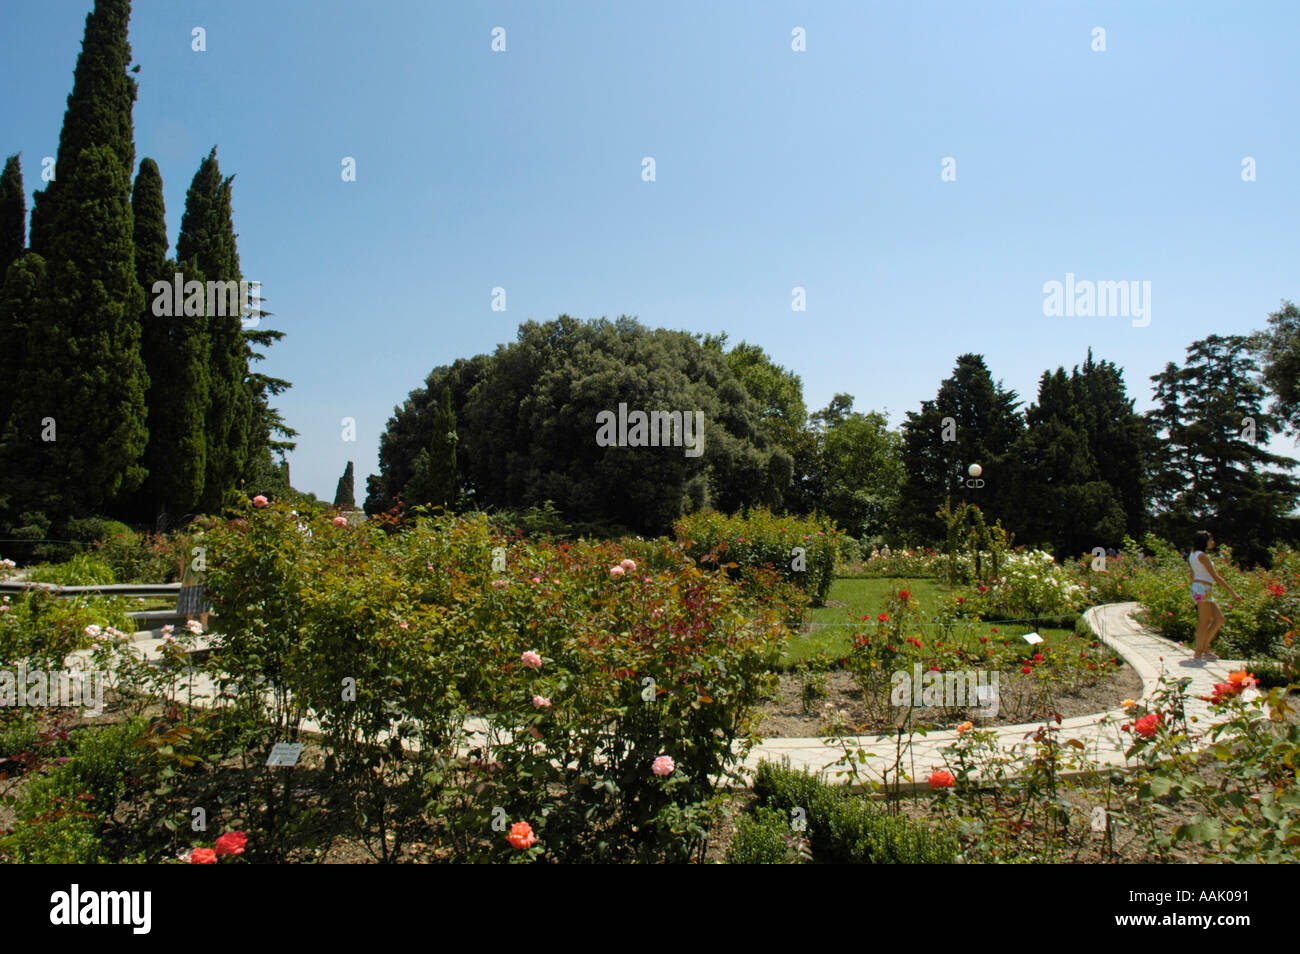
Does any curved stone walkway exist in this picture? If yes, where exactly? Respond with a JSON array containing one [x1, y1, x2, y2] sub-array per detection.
[[742, 601, 1252, 789], [66, 601, 1251, 789]]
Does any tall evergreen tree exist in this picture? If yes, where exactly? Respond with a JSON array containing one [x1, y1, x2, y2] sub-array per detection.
[[1074, 349, 1150, 538], [333, 461, 356, 510], [242, 293, 296, 490], [29, 0, 138, 257], [899, 354, 1023, 541], [1, 0, 146, 530], [1147, 334, 1299, 564], [0, 155, 25, 274], [177, 148, 253, 511], [133, 158, 207, 521], [6, 145, 147, 516], [1006, 367, 1125, 556], [0, 155, 29, 441]]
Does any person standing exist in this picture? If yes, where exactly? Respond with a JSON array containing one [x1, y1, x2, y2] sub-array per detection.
[[1189, 530, 1240, 662], [176, 532, 210, 632]]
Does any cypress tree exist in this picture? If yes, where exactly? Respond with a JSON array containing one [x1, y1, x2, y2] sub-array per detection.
[[333, 461, 356, 510], [0, 155, 29, 443], [7, 144, 147, 515], [1007, 367, 1125, 556], [899, 355, 1023, 541], [134, 158, 207, 521], [0, 154, 25, 274], [178, 148, 253, 511], [29, 0, 138, 257], [1147, 335, 1299, 564]]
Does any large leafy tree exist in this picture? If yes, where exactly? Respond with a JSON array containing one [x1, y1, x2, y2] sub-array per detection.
[[367, 316, 792, 534], [1147, 334, 1299, 565], [899, 354, 1023, 542], [405, 386, 458, 509], [804, 394, 904, 539], [1251, 300, 1300, 437], [720, 338, 810, 510]]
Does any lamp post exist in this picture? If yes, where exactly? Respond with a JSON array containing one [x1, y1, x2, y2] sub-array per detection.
[[967, 464, 983, 579]]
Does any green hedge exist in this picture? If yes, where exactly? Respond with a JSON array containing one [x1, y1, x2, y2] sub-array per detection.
[[726, 806, 797, 864], [751, 760, 959, 864]]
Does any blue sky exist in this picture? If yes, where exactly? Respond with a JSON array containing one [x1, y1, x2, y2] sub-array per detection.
[[4, 1, 1298, 500]]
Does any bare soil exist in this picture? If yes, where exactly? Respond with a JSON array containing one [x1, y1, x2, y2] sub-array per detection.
[[756, 664, 1144, 738]]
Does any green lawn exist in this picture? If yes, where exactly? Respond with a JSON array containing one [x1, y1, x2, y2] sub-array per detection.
[[781, 577, 1082, 667]]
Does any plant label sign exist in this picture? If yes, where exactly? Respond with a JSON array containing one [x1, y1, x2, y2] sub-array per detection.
[[1021, 632, 1044, 645], [266, 742, 303, 767]]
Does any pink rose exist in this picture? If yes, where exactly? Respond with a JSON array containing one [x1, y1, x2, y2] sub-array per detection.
[[521, 650, 542, 669], [491, 579, 508, 589], [190, 847, 217, 864], [609, 565, 625, 579], [252, 495, 269, 508], [531, 695, 551, 709], [333, 516, 348, 527], [652, 755, 675, 776], [398, 621, 409, 629], [531, 576, 541, 584], [620, 559, 636, 572]]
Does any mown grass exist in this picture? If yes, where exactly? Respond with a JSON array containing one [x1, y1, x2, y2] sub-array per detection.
[[782, 577, 1082, 667]]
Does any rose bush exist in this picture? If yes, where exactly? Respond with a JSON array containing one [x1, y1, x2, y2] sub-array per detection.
[[675, 508, 839, 605], [198, 500, 789, 863]]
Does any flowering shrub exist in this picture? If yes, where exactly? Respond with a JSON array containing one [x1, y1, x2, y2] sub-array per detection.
[[199, 500, 788, 863], [855, 547, 946, 579], [93, 528, 182, 584], [966, 550, 1086, 619], [675, 508, 839, 604], [0, 589, 136, 666]]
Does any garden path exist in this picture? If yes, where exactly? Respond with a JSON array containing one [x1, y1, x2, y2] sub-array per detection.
[[743, 601, 1251, 789]]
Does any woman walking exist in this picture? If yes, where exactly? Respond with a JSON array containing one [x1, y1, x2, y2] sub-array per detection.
[[1189, 530, 1239, 662]]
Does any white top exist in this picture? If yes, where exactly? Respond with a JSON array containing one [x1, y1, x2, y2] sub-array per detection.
[[1189, 550, 1214, 584]]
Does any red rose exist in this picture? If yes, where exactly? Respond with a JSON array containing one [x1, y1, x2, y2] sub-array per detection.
[[929, 770, 955, 789], [506, 821, 537, 849], [1021, 666, 1032, 674], [190, 847, 217, 864], [1033, 653, 1043, 662], [214, 830, 247, 856]]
